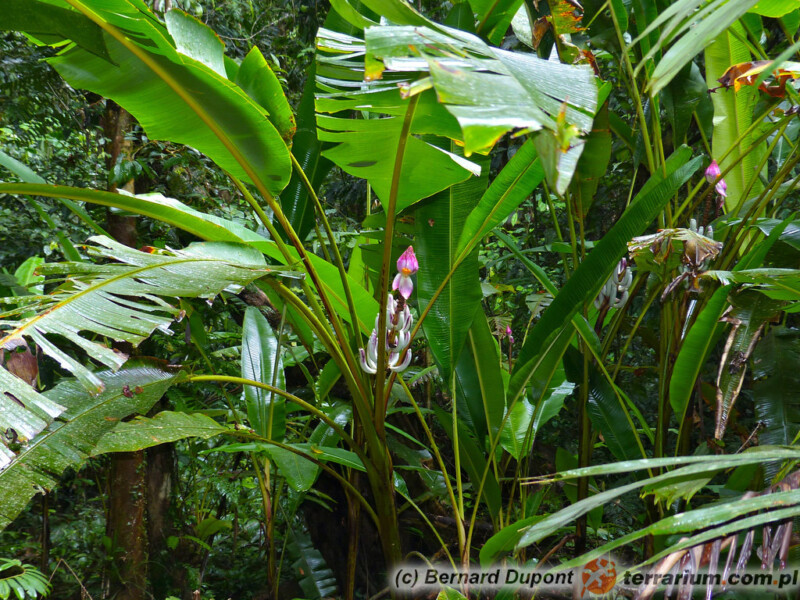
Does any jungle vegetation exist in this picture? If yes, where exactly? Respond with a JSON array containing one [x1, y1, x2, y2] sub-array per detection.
[[1, 0, 800, 598]]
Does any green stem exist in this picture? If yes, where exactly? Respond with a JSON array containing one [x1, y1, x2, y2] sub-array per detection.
[[233, 433, 380, 527], [611, 4, 656, 175], [251, 453, 276, 591], [575, 342, 591, 554], [399, 378, 464, 561], [188, 375, 364, 461], [290, 152, 362, 347], [229, 177, 369, 408]]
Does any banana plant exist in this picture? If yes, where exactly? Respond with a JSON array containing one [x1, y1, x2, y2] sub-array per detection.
[[0, 0, 601, 582]]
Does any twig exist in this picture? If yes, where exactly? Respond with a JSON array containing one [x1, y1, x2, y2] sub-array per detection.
[[49, 558, 93, 600]]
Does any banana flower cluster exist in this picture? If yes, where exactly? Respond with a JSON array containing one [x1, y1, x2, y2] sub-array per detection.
[[683, 218, 716, 273], [689, 217, 713, 239], [594, 258, 632, 310], [359, 247, 417, 374]]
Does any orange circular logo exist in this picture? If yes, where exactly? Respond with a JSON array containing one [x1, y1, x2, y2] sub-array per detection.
[[581, 557, 617, 597]]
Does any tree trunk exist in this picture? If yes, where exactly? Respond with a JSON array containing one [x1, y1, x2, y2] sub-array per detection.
[[104, 451, 148, 600], [146, 435, 180, 593], [101, 101, 148, 600], [103, 100, 137, 243]]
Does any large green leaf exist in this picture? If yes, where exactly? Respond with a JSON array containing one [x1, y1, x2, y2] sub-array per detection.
[[363, 25, 598, 154], [92, 410, 227, 454], [414, 146, 488, 382], [508, 148, 703, 403], [454, 312, 506, 444], [704, 22, 763, 212], [1, 0, 291, 195], [336, 0, 437, 28], [317, 115, 479, 213], [753, 328, 800, 478], [0, 236, 274, 394], [0, 184, 264, 244], [555, 487, 800, 572], [279, 64, 334, 241], [164, 8, 226, 76], [668, 285, 731, 421], [528, 446, 800, 482], [0, 364, 180, 531], [750, 0, 799, 17], [702, 268, 800, 302], [0, 558, 51, 598], [235, 46, 296, 143], [0, 0, 108, 57], [241, 307, 286, 441]]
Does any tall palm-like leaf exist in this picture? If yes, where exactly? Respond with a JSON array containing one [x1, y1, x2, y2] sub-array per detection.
[[1, 237, 277, 395], [414, 147, 488, 383], [91, 411, 228, 455], [242, 307, 286, 441], [704, 23, 764, 212], [0, 364, 181, 531], [482, 447, 800, 559], [0, 237, 279, 454]]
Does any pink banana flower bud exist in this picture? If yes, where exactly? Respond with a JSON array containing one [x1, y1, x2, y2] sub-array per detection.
[[392, 246, 418, 300], [705, 160, 721, 183]]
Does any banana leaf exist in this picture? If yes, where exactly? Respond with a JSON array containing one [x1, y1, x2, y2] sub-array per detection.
[[0, 363, 181, 531]]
